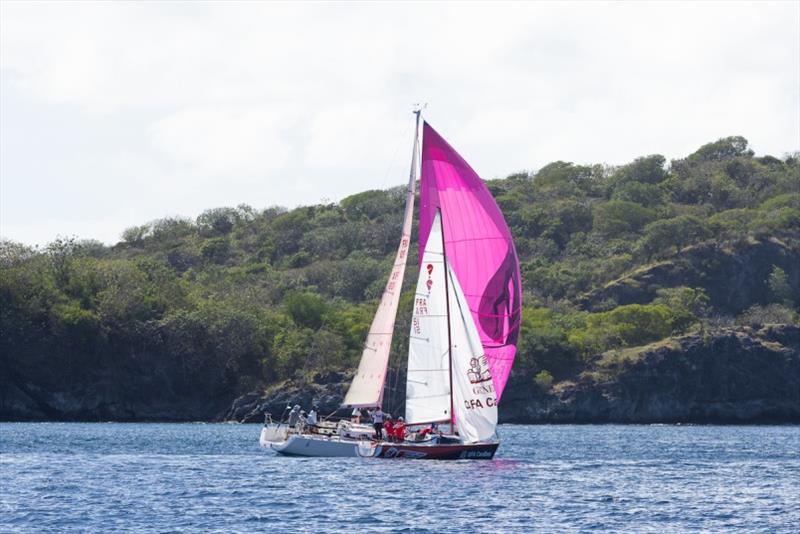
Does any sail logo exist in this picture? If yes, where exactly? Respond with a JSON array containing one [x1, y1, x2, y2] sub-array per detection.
[[464, 397, 495, 410], [465, 353, 496, 408], [459, 450, 494, 459], [425, 264, 434, 294], [467, 355, 492, 385], [471, 382, 495, 395], [413, 297, 429, 335]]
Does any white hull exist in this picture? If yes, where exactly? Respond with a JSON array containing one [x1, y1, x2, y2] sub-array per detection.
[[259, 424, 290, 444], [264, 432, 370, 458]]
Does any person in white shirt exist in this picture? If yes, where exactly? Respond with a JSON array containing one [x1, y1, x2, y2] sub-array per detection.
[[287, 405, 301, 428], [371, 408, 385, 440], [351, 407, 362, 423], [306, 409, 318, 427]]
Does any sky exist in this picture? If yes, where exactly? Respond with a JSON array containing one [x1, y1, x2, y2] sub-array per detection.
[[1, 1, 798, 247]]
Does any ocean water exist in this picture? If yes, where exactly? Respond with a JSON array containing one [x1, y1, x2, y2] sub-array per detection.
[[1, 424, 798, 533]]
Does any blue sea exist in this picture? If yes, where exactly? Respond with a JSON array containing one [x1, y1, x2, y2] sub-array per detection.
[[1, 424, 798, 533]]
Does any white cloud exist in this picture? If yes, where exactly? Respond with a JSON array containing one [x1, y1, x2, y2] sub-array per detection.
[[1, 1, 798, 246], [149, 107, 294, 177]]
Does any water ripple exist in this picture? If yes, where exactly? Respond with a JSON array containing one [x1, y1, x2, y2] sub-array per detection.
[[1, 423, 798, 532]]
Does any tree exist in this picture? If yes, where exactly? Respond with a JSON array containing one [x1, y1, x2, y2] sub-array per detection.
[[737, 304, 798, 326], [46, 236, 81, 290], [654, 287, 709, 332], [638, 215, 711, 260], [150, 217, 194, 243], [568, 304, 674, 357], [201, 237, 232, 264], [534, 370, 554, 389], [709, 208, 757, 236], [340, 189, 400, 220], [592, 200, 655, 237], [687, 136, 753, 163], [197, 207, 241, 236], [284, 291, 328, 329], [0, 239, 36, 267], [610, 154, 667, 186], [121, 224, 151, 246], [768, 266, 793, 306], [611, 181, 665, 207]]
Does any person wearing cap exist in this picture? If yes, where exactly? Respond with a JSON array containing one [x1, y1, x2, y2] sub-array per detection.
[[351, 407, 362, 424], [287, 405, 301, 428]]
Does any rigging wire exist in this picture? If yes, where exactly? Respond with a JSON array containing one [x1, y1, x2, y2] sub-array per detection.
[[377, 114, 414, 192]]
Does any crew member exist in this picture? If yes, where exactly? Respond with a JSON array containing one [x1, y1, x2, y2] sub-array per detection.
[[371, 407, 385, 440], [418, 424, 433, 440], [393, 417, 406, 442], [383, 416, 394, 442], [287, 405, 301, 428]]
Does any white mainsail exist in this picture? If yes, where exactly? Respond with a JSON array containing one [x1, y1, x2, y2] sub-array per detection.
[[405, 212, 451, 424], [342, 116, 420, 407], [447, 262, 498, 443]]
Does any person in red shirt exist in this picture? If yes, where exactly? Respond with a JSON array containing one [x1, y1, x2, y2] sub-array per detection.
[[393, 417, 406, 443], [383, 417, 394, 442]]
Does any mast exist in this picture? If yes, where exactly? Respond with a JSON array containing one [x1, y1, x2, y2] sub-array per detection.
[[342, 107, 422, 409], [408, 108, 422, 202], [438, 207, 456, 433], [379, 107, 422, 407]]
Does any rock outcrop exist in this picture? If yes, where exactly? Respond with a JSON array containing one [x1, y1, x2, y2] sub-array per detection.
[[222, 371, 353, 423], [500, 324, 800, 423], [0, 359, 231, 422], [222, 324, 800, 425], [3, 325, 798, 424]]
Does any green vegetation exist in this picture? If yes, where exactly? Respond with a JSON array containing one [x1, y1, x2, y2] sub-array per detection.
[[1, 136, 798, 410]]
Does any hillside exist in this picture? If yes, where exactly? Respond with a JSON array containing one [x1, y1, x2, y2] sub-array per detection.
[[1, 135, 798, 422]]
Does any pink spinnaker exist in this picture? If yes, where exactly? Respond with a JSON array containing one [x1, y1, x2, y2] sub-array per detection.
[[419, 123, 522, 401]]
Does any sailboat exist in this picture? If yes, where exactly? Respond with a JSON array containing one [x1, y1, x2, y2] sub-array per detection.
[[260, 110, 521, 459]]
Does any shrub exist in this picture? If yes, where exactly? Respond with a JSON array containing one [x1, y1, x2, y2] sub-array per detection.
[[284, 291, 328, 329], [592, 200, 655, 237], [568, 304, 674, 357], [736, 304, 799, 327], [534, 370, 554, 389]]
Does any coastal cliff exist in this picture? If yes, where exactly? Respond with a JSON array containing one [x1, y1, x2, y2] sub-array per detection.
[[224, 324, 800, 424], [500, 324, 800, 423]]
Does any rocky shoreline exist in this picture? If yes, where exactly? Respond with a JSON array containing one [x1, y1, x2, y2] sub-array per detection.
[[3, 325, 798, 424], [226, 324, 800, 425]]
